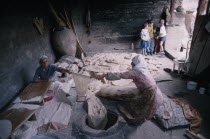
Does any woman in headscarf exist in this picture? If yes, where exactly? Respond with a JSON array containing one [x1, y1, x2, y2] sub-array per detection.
[[92, 55, 163, 124]]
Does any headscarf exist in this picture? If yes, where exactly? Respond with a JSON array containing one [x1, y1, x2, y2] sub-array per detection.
[[132, 55, 147, 74], [132, 55, 156, 84]]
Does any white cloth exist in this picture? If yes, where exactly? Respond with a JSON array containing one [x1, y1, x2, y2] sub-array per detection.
[[159, 25, 166, 37], [140, 29, 150, 41], [47, 81, 72, 105]]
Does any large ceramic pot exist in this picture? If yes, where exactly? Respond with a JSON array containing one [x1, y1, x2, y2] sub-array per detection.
[[52, 27, 77, 56]]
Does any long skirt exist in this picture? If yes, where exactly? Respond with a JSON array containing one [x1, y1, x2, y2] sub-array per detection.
[[118, 86, 163, 124]]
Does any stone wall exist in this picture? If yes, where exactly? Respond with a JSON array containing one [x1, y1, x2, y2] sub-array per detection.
[[71, 0, 170, 53], [0, 0, 56, 109]]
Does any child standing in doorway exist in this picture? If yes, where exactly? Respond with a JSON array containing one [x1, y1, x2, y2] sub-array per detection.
[[140, 22, 150, 56], [159, 19, 167, 55], [148, 20, 155, 55], [154, 26, 161, 54]]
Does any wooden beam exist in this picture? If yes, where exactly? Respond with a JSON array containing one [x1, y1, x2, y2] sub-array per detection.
[[65, 9, 87, 56], [206, 0, 210, 14], [33, 17, 44, 35], [169, 0, 175, 23], [48, 1, 66, 27], [186, 129, 207, 139], [63, 9, 72, 30], [197, 0, 209, 15], [193, 32, 210, 75]]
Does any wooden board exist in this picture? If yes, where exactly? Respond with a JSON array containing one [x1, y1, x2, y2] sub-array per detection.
[[0, 103, 40, 133], [188, 15, 210, 76], [195, 38, 210, 74], [14, 82, 51, 103]]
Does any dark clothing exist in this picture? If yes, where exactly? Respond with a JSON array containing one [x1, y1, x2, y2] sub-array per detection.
[[154, 39, 161, 53], [154, 27, 160, 38], [154, 27, 161, 53], [33, 64, 62, 81]]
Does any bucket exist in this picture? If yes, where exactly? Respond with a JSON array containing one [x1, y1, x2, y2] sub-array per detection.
[[199, 87, 205, 95], [187, 81, 197, 90]]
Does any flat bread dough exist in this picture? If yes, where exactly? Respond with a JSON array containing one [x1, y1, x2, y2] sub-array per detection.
[[111, 79, 133, 86], [97, 85, 139, 101]]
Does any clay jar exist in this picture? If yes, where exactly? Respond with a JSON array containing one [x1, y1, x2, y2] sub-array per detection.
[[52, 27, 77, 56]]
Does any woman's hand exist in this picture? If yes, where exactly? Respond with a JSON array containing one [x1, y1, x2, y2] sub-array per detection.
[[95, 74, 105, 80], [67, 70, 72, 74], [90, 72, 105, 80], [61, 69, 72, 74]]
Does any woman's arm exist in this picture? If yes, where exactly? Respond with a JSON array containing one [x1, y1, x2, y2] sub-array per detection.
[[119, 70, 136, 79], [60, 68, 71, 74], [52, 65, 71, 74], [105, 72, 121, 80], [91, 70, 136, 81]]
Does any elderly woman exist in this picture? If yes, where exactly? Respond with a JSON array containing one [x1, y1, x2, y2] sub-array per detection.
[[93, 55, 163, 124], [33, 55, 71, 82], [33, 55, 72, 104]]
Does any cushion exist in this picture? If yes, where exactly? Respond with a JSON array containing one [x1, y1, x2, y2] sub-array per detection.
[[154, 94, 190, 129]]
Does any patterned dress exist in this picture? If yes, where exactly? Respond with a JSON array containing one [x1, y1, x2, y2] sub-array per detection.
[[105, 69, 163, 124]]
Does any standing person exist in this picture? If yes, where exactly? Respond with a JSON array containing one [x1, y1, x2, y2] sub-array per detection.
[[159, 19, 167, 54], [154, 26, 161, 54], [148, 20, 155, 55], [140, 22, 150, 56]]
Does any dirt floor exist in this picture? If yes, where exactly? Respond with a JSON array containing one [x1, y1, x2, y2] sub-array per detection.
[[44, 52, 210, 139]]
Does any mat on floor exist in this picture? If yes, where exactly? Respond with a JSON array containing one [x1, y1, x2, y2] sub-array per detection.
[[154, 94, 190, 129]]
